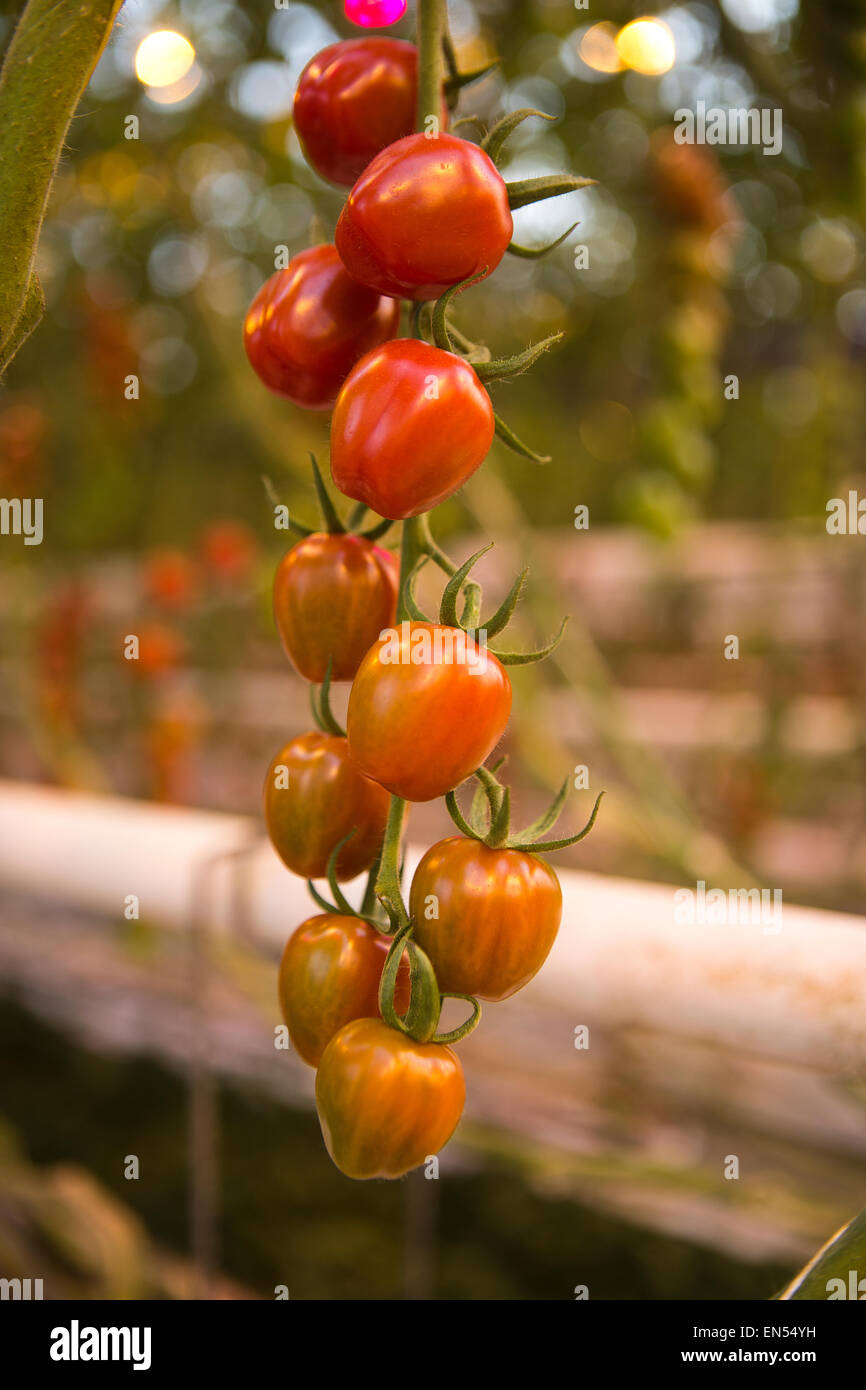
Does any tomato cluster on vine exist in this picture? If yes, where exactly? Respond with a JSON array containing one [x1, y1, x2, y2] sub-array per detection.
[[244, 27, 599, 1182]]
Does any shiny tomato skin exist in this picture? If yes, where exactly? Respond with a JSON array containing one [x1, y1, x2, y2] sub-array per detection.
[[330, 339, 494, 520], [347, 622, 512, 801], [293, 39, 446, 188], [335, 133, 513, 301], [264, 733, 390, 880], [243, 245, 400, 409], [273, 532, 398, 683], [316, 1017, 465, 1179], [409, 837, 562, 1001], [278, 915, 410, 1066]]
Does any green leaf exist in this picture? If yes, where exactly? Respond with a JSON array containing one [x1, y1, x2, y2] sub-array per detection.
[[0, 0, 123, 361], [777, 1207, 866, 1300], [0, 273, 43, 377]]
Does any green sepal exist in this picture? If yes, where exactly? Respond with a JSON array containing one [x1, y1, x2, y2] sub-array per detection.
[[493, 411, 551, 464], [261, 475, 313, 537], [515, 791, 605, 853], [474, 332, 564, 385], [508, 775, 570, 846], [489, 615, 568, 666], [508, 222, 579, 259], [460, 580, 483, 631], [444, 789, 478, 840], [433, 993, 482, 1045], [378, 922, 443, 1044], [310, 452, 345, 534], [481, 107, 557, 167], [432, 271, 488, 355], [447, 767, 604, 855], [439, 543, 494, 628], [358, 516, 394, 542], [484, 568, 528, 638], [306, 879, 339, 915], [443, 58, 499, 98], [506, 174, 596, 210]]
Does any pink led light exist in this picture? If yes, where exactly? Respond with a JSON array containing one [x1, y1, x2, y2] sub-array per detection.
[[343, 0, 407, 28]]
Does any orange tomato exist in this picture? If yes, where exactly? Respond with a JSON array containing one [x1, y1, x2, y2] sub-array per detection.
[[409, 836, 562, 1001], [315, 1018, 465, 1179], [273, 532, 398, 682], [346, 622, 511, 801], [278, 915, 410, 1066], [264, 732, 390, 880]]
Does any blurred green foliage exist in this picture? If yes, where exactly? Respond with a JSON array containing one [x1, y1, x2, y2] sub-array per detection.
[[1, 0, 865, 554]]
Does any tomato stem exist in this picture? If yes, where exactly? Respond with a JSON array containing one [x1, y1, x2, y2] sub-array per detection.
[[373, 794, 410, 930], [416, 0, 445, 134]]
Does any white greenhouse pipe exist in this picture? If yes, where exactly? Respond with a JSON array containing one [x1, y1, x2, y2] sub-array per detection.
[[1, 780, 865, 1072]]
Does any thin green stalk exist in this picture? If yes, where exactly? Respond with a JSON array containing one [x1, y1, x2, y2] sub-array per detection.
[[397, 517, 424, 621], [374, 796, 409, 929], [415, 0, 445, 132]]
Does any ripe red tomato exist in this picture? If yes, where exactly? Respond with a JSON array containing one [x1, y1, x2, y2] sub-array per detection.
[[273, 532, 398, 682], [347, 622, 512, 801], [243, 245, 400, 410], [330, 339, 494, 519], [316, 1017, 465, 1179], [264, 732, 390, 879], [293, 39, 446, 188], [409, 837, 562, 1001], [278, 915, 410, 1066], [335, 133, 513, 301]]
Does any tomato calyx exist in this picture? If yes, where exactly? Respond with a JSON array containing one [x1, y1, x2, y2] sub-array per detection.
[[431, 275, 564, 386], [265, 454, 394, 542], [441, 33, 498, 110], [307, 452, 393, 542], [401, 527, 567, 666], [506, 172, 597, 210], [446, 763, 606, 853], [480, 107, 557, 167], [423, 273, 558, 461], [379, 918, 482, 1046]]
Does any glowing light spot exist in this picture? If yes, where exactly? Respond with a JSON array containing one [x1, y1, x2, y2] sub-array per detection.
[[615, 18, 676, 76], [135, 31, 196, 88], [343, 0, 407, 28], [579, 22, 623, 74]]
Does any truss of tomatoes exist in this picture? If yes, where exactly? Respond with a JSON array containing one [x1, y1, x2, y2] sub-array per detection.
[[243, 36, 598, 1182]]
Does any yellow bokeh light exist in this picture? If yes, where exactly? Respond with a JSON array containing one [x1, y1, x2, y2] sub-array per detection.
[[579, 22, 623, 74], [135, 31, 196, 88], [616, 18, 676, 76]]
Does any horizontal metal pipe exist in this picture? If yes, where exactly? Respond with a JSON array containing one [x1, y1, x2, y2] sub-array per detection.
[[0, 779, 864, 1071]]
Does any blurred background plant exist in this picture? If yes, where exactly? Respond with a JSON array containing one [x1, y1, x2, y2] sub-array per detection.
[[2, 0, 866, 1301]]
